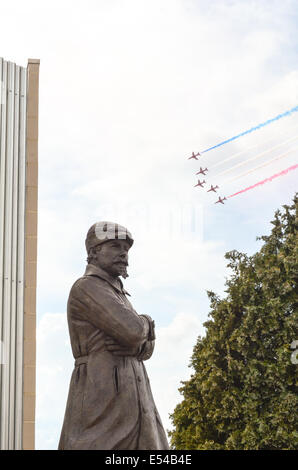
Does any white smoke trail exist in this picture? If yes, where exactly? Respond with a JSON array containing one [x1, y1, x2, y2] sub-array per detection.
[[209, 123, 298, 171], [221, 145, 298, 186], [215, 133, 298, 179]]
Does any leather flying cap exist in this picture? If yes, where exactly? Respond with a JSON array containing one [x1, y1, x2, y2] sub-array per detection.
[[85, 221, 134, 253]]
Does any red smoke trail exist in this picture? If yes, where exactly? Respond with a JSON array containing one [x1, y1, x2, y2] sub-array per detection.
[[228, 163, 298, 198]]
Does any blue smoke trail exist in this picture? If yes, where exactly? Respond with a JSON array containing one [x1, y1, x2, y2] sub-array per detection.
[[201, 105, 298, 154]]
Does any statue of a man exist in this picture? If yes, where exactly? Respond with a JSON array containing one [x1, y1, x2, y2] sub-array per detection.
[[58, 222, 170, 450]]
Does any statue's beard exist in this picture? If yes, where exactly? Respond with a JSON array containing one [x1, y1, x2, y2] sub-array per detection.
[[113, 262, 129, 279], [121, 267, 129, 279]]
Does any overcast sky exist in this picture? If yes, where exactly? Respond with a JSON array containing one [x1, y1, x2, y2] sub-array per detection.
[[1, 0, 298, 449]]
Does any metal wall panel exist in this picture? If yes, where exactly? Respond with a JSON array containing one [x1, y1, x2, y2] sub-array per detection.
[[0, 58, 27, 449]]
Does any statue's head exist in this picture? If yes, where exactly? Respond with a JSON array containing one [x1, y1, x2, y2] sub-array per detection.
[[85, 221, 134, 279]]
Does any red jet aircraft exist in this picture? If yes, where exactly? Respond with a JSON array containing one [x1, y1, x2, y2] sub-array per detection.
[[207, 185, 219, 193], [196, 167, 208, 175], [215, 196, 227, 205], [188, 151, 201, 160], [194, 179, 206, 188]]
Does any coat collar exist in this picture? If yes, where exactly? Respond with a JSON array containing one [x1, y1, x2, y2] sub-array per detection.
[[83, 264, 131, 296]]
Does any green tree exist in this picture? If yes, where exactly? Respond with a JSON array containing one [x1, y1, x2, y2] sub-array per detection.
[[169, 194, 298, 450]]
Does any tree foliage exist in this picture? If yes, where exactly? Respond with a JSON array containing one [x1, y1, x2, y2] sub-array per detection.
[[169, 194, 298, 449]]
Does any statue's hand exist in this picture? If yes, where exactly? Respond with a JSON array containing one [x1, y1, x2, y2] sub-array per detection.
[[105, 337, 139, 356]]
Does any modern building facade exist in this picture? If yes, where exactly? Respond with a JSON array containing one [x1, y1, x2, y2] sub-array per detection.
[[0, 57, 39, 450]]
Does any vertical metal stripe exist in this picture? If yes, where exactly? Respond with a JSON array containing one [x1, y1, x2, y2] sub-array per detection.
[[0, 60, 8, 449], [15, 66, 26, 450], [0, 59, 27, 449], [1, 61, 15, 449], [0, 57, 6, 448], [9, 64, 21, 449], [0, 57, 3, 444]]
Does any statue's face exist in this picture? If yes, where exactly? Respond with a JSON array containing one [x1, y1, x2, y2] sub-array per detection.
[[94, 239, 131, 278]]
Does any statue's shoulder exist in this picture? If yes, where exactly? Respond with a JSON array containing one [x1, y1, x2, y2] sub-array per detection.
[[67, 276, 107, 315], [69, 273, 106, 296]]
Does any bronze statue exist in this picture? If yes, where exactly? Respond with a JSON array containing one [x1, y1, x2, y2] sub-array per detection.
[[58, 222, 170, 450]]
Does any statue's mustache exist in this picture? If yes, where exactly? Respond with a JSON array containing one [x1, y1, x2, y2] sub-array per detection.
[[113, 260, 128, 266]]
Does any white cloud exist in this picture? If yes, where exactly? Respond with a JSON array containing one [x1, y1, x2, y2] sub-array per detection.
[[36, 313, 73, 449], [36, 314, 73, 403], [146, 312, 205, 434]]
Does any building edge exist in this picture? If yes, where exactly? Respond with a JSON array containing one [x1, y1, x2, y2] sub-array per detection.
[[23, 58, 40, 450]]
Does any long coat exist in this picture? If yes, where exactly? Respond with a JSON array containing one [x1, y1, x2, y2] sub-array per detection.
[[58, 264, 169, 450]]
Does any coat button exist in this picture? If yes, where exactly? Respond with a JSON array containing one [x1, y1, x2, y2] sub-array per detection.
[[137, 376, 142, 382]]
